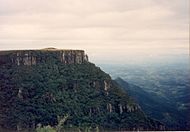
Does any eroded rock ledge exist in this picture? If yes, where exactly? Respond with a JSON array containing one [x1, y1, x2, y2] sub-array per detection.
[[0, 48, 88, 66]]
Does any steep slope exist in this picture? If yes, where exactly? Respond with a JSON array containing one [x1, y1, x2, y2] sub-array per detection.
[[115, 77, 190, 130], [0, 49, 164, 131]]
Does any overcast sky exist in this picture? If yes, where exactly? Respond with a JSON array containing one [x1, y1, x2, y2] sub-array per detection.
[[0, 0, 189, 64]]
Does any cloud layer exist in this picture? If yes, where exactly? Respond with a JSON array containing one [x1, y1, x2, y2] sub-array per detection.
[[0, 0, 189, 64]]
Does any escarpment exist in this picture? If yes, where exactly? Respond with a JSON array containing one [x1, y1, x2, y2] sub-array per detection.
[[0, 48, 164, 131], [0, 48, 88, 66]]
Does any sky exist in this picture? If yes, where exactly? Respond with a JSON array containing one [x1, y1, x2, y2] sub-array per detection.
[[0, 0, 189, 64]]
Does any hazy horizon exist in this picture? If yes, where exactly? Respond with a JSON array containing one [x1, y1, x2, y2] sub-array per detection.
[[0, 0, 189, 64]]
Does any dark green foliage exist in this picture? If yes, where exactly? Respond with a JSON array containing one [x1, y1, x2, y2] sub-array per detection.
[[0, 56, 163, 131]]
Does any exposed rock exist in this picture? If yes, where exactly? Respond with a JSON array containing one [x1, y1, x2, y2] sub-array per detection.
[[18, 88, 23, 99], [89, 108, 92, 116], [107, 103, 112, 113], [92, 80, 101, 89], [0, 48, 88, 66], [84, 54, 88, 62], [60, 50, 85, 64], [104, 80, 110, 95], [14, 51, 37, 66], [104, 80, 110, 91], [75, 51, 84, 64], [17, 123, 22, 131], [17, 122, 26, 132], [23, 53, 36, 66], [97, 107, 100, 113], [16, 53, 20, 66], [126, 104, 139, 112], [93, 81, 96, 88], [118, 104, 123, 114]]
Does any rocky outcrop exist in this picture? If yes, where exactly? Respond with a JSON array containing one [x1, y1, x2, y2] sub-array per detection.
[[0, 48, 88, 66], [107, 103, 113, 113], [104, 80, 110, 91], [17, 88, 23, 99], [120, 104, 139, 113], [15, 52, 37, 66], [60, 50, 85, 64], [119, 104, 123, 114]]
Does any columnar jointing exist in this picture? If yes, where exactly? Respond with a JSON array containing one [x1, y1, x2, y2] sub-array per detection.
[[0, 49, 89, 66]]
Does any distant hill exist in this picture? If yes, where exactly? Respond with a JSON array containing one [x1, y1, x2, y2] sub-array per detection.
[[115, 77, 190, 130]]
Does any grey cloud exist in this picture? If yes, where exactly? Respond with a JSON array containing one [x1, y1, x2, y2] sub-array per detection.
[[0, 0, 189, 63]]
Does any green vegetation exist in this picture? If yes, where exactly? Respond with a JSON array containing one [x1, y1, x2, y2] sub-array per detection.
[[0, 53, 163, 131]]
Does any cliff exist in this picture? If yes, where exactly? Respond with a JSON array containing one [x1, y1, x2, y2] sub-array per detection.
[[0, 48, 164, 131], [0, 48, 88, 66]]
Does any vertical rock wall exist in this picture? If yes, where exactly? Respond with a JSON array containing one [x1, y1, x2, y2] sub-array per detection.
[[0, 49, 88, 66], [60, 50, 85, 64]]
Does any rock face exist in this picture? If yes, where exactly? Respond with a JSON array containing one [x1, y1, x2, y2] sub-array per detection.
[[0, 48, 88, 66]]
